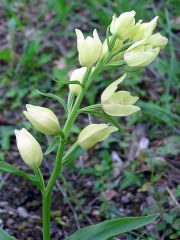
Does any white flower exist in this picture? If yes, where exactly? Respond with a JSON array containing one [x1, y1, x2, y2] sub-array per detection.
[[69, 67, 87, 95], [124, 40, 160, 67], [78, 124, 117, 149], [75, 29, 102, 67], [110, 11, 136, 40], [101, 74, 140, 116], [23, 105, 61, 135], [147, 33, 168, 49], [131, 16, 158, 41], [15, 128, 43, 169]]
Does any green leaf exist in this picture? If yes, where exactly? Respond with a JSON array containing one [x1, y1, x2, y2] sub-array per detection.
[[0, 49, 12, 62], [80, 109, 126, 134], [45, 137, 60, 155], [123, 66, 142, 72], [37, 90, 67, 112], [51, 76, 82, 86], [120, 170, 142, 190], [0, 161, 41, 189], [67, 92, 75, 113], [0, 228, 17, 240], [65, 215, 158, 240], [106, 25, 111, 51], [62, 142, 84, 166], [106, 60, 125, 67], [139, 102, 180, 123], [80, 104, 102, 112]]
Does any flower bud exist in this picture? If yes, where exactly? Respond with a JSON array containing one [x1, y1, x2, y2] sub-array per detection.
[[14, 128, 43, 169], [131, 16, 158, 41], [23, 104, 61, 135], [101, 37, 123, 62], [101, 74, 140, 116], [124, 40, 160, 67], [69, 67, 87, 95], [110, 11, 136, 40], [75, 29, 102, 67], [78, 123, 117, 149], [147, 33, 168, 49]]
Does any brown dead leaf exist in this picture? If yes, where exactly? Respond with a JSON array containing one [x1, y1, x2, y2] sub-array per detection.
[[103, 189, 117, 201]]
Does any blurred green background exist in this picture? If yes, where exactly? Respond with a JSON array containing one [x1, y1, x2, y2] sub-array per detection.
[[0, 0, 180, 239]]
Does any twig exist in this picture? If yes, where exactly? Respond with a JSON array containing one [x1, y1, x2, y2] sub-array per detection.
[[166, 186, 180, 210]]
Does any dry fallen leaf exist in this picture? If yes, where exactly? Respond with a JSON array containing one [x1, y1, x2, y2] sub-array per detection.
[[103, 189, 117, 201]]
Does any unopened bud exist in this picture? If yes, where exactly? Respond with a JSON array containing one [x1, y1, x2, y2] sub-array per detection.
[[124, 40, 160, 67], [69, 67, 87, 95], [78, 124, 117, 149], [24, 104, 61, 135], [75, 29, 102, 67], [14, 128, 43, 169], [110, 11, 136, 40]]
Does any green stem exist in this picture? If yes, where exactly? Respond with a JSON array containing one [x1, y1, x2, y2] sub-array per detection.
[[41, 67, 94, 239], [42, 193, 51, 240], [46, 142, 65, 196], [63, 67, 93, 137], [106, 41, 133, 63], [42, 142, 65, 240]]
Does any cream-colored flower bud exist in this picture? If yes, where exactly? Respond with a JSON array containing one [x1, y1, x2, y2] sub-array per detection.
[[78, 123, 118, 149], [14, 128, 43, 169], [23, 105, 61, 135], [147, 33, 168, 49], [69, 67, 87, 95], [75, 29, 102, 67], [124, 40, 160, 67], [132, 16, 158, 41], [110, 11, 136, 40], [101, 37, 123, 62], [101, 74, 140, 116]]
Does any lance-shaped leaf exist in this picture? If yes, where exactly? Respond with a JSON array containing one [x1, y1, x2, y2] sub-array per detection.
[[51, 75, 83, 86], [45, 136, 60, 155], [62, 142, 85, 166], [65, 215, 158, 240], [80, 104, 102, 112], [37, 90, 67, 113], [0, 161, 41, 190], [0, 228, 17, 240], [106, 60, 126, 67], [106, 25, 111, 51], [67, 92, 75, 113]]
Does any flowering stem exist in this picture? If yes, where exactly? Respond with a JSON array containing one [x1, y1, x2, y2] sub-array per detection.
[[41, 67, 94, 239], [109, 41, 133, 61], [41, 39, 125, 238]]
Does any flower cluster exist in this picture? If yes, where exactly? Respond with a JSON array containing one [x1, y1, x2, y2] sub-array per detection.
[[75, 10, 167, 68], [14, 11, 167, 169]]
